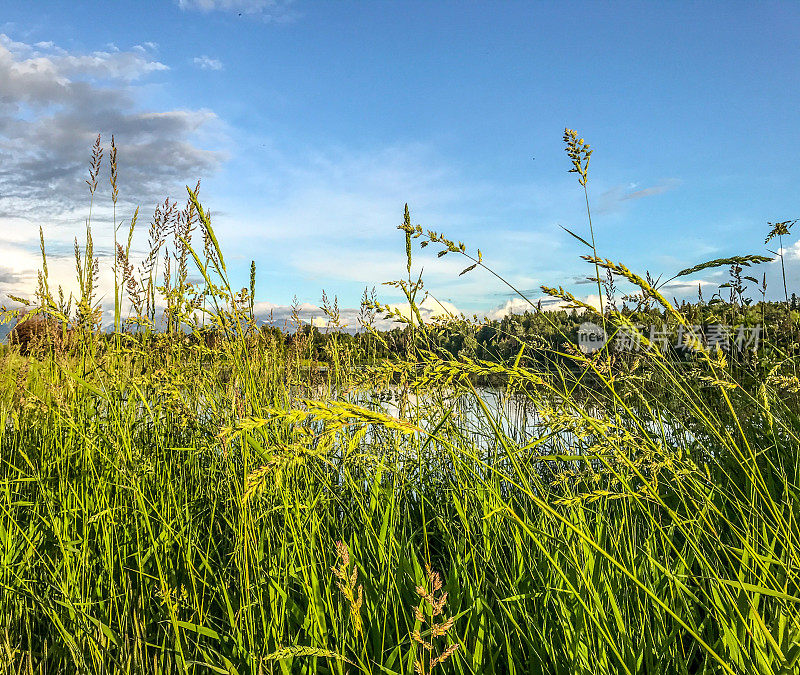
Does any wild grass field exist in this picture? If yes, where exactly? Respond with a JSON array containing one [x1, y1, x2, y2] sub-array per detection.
[[1, 131, 799, 674]]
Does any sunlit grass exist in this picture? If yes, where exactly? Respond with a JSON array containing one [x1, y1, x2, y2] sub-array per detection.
[[0, 132, 798, 674]]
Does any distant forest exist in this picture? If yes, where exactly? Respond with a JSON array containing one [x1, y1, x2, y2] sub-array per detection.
[[5, 294, 799, 367], [266, 297, 799, 364]]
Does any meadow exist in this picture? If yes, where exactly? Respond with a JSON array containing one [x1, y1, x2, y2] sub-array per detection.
[[1, 132, 799, 674]]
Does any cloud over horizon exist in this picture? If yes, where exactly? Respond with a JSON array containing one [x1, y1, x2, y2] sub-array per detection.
[[0, 34, 223, 222]]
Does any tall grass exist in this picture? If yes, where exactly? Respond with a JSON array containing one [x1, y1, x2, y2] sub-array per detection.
[[0, 133, 799, 674]]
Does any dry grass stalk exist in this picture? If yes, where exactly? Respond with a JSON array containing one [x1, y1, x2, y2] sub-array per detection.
[[331, 540, 364, 636], [411, 563, 459, 674]]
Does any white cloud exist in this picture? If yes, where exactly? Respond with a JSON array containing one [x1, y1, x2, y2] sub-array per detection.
[[177, 0, 297, 21], [661, 279, 717, 292], [384, 297, 461, 324], [0, 34, 223, 218], [783, 241, 800, 261], [193, 55, 224, 71], [487, 294, 602, 320], [131, 43, 158, 54], [0, 34, 167, 81]]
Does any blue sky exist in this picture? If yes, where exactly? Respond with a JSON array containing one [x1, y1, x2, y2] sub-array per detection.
[[1, 1, 798, 327]]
